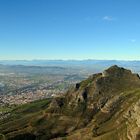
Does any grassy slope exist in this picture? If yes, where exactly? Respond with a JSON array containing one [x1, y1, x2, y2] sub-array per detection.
[[0, 99, 52, 140]]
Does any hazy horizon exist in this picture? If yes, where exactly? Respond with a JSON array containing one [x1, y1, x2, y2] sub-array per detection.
[[0, 59, 140, 61]]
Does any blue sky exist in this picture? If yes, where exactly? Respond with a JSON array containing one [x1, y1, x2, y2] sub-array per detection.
[[0, 0, 140, 60]]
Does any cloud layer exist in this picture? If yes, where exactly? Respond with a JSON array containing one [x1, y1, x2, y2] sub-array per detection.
[[103, 16, 116, 21]]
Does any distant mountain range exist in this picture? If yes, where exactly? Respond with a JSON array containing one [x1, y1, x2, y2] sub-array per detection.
[[0, 60, 140, 73], [0, 60, 140, 66]]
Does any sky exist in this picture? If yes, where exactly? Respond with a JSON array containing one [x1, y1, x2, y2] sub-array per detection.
[[0, 0, 140, 60]]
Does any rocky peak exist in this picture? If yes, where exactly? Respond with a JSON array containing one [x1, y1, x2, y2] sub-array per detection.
[[102, 65, 132, 77], [67, 66, 140, 110]]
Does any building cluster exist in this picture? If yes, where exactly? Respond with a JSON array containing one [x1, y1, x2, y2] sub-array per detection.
[[0, 89, 64, 105]]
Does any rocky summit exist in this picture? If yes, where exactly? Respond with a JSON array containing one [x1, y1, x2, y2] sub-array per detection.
[[0, 65, 140, 140]]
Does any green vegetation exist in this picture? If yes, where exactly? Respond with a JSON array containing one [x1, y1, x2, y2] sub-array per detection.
[[0, 106, 12, 112]]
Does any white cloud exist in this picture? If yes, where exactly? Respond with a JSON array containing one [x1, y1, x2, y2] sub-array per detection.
[[103, 16, 116, 21], [130, 39, 136, 43]]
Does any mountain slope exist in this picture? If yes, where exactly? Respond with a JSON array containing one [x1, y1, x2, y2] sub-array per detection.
[[0, 65, 140, 140]]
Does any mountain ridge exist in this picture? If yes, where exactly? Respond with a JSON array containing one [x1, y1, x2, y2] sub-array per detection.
[[0, 65, 140, 140]]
